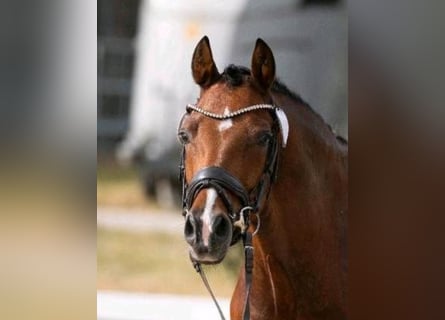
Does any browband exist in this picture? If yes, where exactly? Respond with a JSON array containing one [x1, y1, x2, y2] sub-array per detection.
[[186, 103, 289, 148]]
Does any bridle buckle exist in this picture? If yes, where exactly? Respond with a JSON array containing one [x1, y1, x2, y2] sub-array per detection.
[[234, 206, 254, 233]]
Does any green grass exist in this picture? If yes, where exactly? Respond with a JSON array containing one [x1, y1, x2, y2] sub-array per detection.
[[97, 227, 243, 297]]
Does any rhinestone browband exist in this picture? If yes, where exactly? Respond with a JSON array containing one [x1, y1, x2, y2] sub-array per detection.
[[186, 103, 276, 120]]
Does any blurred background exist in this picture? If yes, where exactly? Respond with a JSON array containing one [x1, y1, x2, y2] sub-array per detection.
[[97, 0, 346, 318], [0, 0, 443, 319]]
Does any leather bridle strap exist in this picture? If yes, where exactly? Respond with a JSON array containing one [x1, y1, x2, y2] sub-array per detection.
[[193, 261, 227, 320], [185, 166, 251, 219], [192, 231, 254, 320], [242, 231, 254, 320]]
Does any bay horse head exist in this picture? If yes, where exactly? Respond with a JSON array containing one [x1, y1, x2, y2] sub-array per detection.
[[179, 36, 347, 319], [178, 36, 288, 264]]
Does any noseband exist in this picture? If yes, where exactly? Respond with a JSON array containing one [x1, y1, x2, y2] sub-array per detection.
[[179, 103, 288, 320], [185, 166, 251, 234]]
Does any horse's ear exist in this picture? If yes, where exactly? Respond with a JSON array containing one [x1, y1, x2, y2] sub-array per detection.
[[251, 38, 276, 90], [191, 36, 220, 88]]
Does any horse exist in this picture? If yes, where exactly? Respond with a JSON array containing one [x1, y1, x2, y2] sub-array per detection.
[[178, 36, 348, 320]]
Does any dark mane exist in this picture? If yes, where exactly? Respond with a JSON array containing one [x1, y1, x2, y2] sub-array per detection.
[[221, 64, 250, 87], [221, 64, 306, 105]]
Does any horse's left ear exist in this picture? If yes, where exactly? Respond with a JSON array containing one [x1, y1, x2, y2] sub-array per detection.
[[251, 38, 276, 90]]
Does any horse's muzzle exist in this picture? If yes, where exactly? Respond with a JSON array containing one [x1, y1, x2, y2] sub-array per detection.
[[184, 211, 233, 264]]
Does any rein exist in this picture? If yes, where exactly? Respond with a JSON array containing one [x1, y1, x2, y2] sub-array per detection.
[[179, 103, 287, 320]]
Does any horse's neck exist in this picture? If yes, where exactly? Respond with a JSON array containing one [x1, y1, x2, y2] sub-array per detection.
[[265, 98, 346, 250], [251, 100, 347, 316]]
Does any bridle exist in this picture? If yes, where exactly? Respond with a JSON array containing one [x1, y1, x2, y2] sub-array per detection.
[[179, 102, 288, 320]]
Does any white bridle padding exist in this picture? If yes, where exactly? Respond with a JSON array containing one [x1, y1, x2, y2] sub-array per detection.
[[275, 108, 289, 148]]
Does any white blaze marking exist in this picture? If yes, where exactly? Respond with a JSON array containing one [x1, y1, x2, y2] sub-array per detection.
[[218, 107, 233, 132], [202, 188, 217, 246]]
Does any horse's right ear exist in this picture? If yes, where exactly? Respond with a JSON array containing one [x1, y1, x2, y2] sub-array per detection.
[[251, 38, 276, 90], [191, 36, 220, 88]]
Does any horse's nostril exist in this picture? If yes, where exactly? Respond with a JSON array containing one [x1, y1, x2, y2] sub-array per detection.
[[184, 215, 195, 240], [213, 215, 230, 238]]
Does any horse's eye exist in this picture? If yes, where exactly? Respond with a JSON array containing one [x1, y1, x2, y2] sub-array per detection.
[[257, 132, 273, 146], [177, 131, 191, 145]]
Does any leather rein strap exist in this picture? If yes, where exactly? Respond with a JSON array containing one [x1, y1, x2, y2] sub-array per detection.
[[179, 103, 282, 320]]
